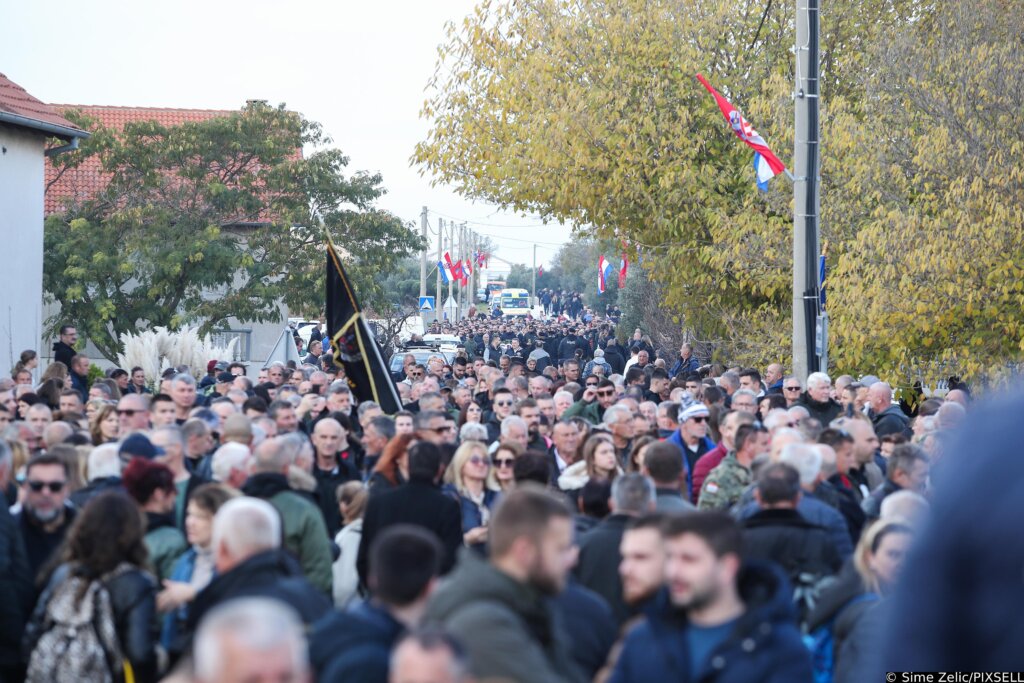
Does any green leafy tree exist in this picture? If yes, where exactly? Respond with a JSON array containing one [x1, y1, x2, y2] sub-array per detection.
[[45, 102, 422, 360]]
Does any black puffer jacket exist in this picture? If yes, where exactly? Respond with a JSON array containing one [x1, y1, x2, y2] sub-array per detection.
[[25, 563, 158, 683], [0, 503, 32, 668]]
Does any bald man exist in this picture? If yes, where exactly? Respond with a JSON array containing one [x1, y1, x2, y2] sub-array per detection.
[[867, 382, 912, 438], [311, 418, 360, 536]]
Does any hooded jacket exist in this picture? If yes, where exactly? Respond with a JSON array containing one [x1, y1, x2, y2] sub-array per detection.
[[426, 550, 587, 683], [242, 473, 334, 594], [609, 562, 813, 683], [871, 404, 912, 438], [51, 340, 76, 369]]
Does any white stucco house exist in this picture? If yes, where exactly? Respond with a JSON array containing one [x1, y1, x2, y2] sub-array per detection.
[[0, 73, 88, 377]]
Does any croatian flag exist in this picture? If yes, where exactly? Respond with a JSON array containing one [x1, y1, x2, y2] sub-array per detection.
[[618, 255, 628, 288], [464, 258, 473, 278], [437, 260, 451, 285], [696, 73, 786, 191], [598, 256, 613, 294]]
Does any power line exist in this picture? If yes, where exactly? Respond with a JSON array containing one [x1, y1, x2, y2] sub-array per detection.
[[426, 209, 558, 231]]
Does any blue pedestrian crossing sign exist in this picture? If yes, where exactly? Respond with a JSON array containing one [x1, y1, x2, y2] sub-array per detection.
[[419, 296, 435, 311]]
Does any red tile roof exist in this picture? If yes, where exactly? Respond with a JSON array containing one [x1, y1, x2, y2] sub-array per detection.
[[0, 72, 85, 136], [44, 105, 237, 215]]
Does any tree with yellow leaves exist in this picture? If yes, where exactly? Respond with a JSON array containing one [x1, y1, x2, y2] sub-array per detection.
[[416, 0, 1024, 385]]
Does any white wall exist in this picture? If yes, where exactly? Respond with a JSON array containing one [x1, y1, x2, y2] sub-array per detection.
[[0, 124, 45, 378]]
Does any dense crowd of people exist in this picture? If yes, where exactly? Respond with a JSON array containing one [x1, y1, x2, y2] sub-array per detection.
[[0, 314, 984, 682]]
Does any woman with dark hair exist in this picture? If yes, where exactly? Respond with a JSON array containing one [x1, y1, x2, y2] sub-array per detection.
[[626, 435, 657, 473], [34, 379, 64, 410], [25, 491, 158, 682], [457, 400, 483, 427], [368, 432, 416, 493], [90, 404, 121, 446], [12, 349, 38, 379], [557, 433, 623, 493], [15, 393, 41, 421]]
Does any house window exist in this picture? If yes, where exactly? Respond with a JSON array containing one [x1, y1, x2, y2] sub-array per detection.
[[211, 330, 251, 362]]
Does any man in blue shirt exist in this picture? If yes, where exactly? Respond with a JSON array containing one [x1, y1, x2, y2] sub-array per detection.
[[610, 512, 812, 683]]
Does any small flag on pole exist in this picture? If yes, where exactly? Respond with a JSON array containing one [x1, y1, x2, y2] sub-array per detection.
[[618, 255, 628, 288], [696, 73, 786, 191], [538, 264, 544, 277], [437, 260, 451, 285]]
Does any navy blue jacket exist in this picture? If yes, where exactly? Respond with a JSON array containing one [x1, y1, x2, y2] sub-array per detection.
[[550, 580, 617, 680], [442, 484, 498, 538], [669, 356, 700, 379], [309, 601, 404, 683], [609, 562, 812, 683]]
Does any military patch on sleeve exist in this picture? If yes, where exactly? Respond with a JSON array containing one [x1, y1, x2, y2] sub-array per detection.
[[705, 482, 719, 493]]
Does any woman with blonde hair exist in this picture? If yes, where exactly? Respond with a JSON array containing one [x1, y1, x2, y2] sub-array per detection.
[[558, 432, 623, 493], [443, 440, 497, 548], [807, 519, 915, 683], [89, 403, 120, 445], [332, 481, 369, 608], [39, 361, 69, 388]]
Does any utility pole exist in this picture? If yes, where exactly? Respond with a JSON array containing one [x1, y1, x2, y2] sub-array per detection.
[[792, 0, 821, 381], [436, 217, 443, 321], [531, 244, 537, 306], [419, 206, 428, 299]]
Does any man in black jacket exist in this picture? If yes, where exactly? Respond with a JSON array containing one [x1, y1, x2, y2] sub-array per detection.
[[742, 462, 841, 617], [310, 417, 360, 537], [0, 442, 31, 683], [51, 325, 77, 369], [310, 525, 442, 682], [574, 474, 656, 626], [356, 442, 462, 585], [186, 497, 331, 640]]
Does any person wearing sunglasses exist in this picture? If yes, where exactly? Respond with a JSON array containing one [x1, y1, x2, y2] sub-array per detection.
[[488, 443, 520, 493], [15, 453, 76, 581], [666, 403, 716, 500], [116, 393, 152, 433], [782, 377, 804, 407], [442, 441, 497, 549]]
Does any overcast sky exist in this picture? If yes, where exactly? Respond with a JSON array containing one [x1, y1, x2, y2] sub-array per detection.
[[2, 0, 574, 270]]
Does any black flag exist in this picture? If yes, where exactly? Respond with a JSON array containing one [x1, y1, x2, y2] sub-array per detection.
[[325, 239, 403, 414]]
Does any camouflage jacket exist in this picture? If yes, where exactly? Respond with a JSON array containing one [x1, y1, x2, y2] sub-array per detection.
[[697, 452, 751, 511]]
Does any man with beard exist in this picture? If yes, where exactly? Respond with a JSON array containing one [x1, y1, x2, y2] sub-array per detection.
[[14, 454, 76, 581], [425, 487, 586, 683], [515, 398, 548, 452], [610, 513, 812, 682]]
